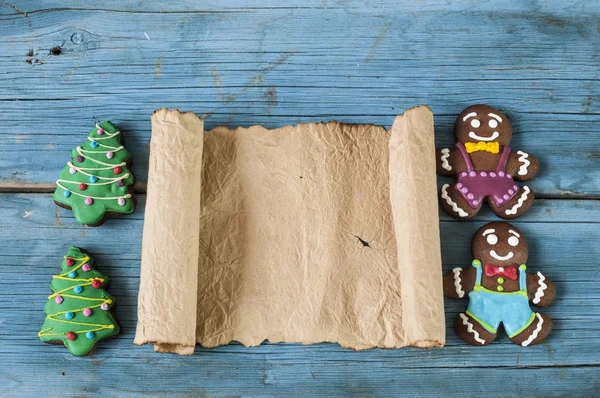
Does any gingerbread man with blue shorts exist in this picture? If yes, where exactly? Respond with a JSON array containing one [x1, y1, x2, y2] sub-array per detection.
[[443, 222, 555, 346], [437, 105, 539, 219]]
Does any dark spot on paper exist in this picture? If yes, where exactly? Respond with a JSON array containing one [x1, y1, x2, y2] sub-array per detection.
[[61, 372, 65, 376], [25, 58, 43, 65], [355, 235, 370, 248], [26, 49, 34, 57], [299, 176, 303, 179]]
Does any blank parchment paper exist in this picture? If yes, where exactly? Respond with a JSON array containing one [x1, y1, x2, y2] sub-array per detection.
[[135, 106, 445, 355]]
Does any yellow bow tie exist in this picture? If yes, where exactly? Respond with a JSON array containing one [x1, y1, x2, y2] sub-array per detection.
[[465, 141, 499, 154]]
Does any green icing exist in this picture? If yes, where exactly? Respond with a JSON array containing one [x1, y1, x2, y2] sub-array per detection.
[[39, 246, 120, 356], [53, 121, 135, 225]]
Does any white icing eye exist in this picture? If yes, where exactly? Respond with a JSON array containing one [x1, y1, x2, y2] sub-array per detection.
[[470, 119, 481, 128], [486, 234, 498, 245], [488, 119, 498, 128], [508, 236, 519, 247]]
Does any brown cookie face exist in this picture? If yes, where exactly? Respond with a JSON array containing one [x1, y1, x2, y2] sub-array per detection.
[[455, 105, 512, 146], [471, 222, 528, 266]]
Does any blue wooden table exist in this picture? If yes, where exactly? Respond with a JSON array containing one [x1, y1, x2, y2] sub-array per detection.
[[1, 1, 599, 396]]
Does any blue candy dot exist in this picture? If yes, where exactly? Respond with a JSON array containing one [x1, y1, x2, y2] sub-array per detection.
[[65, 311, 74, 320], [89, 176, 98, 183], [86, 331, 95, 339], [68, 271, 76, 278], [73, 286, 83, 294], [64, 190, 71, 198], [90, 141, 98, 148]]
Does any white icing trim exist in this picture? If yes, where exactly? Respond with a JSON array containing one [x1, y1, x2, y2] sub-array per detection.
[[505, 186, 530, 215], [441, 184, 468, 217], [522, 313, 543, 347], [490, 250, 513, 261], [488, 113, 503, 122], [75, 147, 121, 167], [517, 151, 530, 176], [440, 148, 452, 171], [452, 268, 464, 298], [93, 125, 121, 141], [79, 146, 124, 154], [482, 228, 495, 236], [468, 131, 499, 141], [508, 229, 520, 237], [56, 180, 132, 200], [68, 162, 127, 172], [462, 112, 477, 121], [533, 272, 547, 304], [459, 313, 485, 344]]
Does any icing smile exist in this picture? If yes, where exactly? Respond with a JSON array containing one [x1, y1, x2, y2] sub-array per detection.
[[490, 250, 513, 261], [468, 131, 500, 141]]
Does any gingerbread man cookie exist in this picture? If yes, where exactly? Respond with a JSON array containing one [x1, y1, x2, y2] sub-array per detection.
[[437, 105, 539, 219], [443, 222, 555, 346]]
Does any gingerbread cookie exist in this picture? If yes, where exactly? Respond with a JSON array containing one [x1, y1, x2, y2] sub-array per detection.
[[54, 121, 136, 226], [437, 105, 538, 219], [39, 246, 120, 356], [443, 222, 555, 346]]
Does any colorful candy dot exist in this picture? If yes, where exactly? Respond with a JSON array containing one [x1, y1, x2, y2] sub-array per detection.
[[85, 197, 93, 206], [480, 171, 487, 177], [461, 187, 468, 194], [69, 167, 77, 174], [118, 197, 125, 206], [66, 331, 77, 341], [55, 295, 64, 304], [107, 152, 114, 159], [513, 185, 518, 191], [68, 271, 76, 278], [76, 156, 85, 163], [498, 171, 505, 177], [113, 166, 122, 174], [79, 183, 87, 191], [91, 279, 102, 289], [456, 183, 463, 189], [101, 303, 109, 311], [472, 200, 479, 206], [82, 264, 91, 272], [89, 176, 98, 183], [74, 286, 83, 294], [86, 331, 96, 339], [503, 194, 510, 200], [507, 174, 512, 179], [469, 171, 476, 177], [64, 190, 71, 198], [490, 172, 496, 177], [65, 311, 74, 320], [66, 258, 75, 267], [90, 141, 99, 148], [82, 308, 92, 317], [508, 189, 514, 195], [461, 172, 467, 177], [116, 180, 125, 187], [467, 193, 474, 200], [97, 128, 104, 135]]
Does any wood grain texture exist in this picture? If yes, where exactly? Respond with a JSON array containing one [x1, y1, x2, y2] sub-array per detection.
[[0, 0, 598, 396]]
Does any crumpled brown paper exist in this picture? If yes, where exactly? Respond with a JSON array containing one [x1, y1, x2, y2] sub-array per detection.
[[135, 106, 445, 355]]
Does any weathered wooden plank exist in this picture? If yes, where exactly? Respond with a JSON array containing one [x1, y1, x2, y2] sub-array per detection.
[[0, 194, 598, 378], [0, 2, 598, 194]]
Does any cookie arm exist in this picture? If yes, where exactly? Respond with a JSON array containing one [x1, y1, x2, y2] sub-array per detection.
[[443, 266, 476, 299], [527, 271, 556, 307], [436, 147, 458, 176], [506, 151, 539, 181]]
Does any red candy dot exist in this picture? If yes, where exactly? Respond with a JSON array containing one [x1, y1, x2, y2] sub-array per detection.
[[91, 279, 102, 289], [66, 331, 76, 341], [66, 258, 75, 267], [79, 183, 87, 191], [113, 166, 122, 174]]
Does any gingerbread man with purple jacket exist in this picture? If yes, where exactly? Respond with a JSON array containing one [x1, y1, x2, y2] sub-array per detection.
[[436, 105, 539, 219]]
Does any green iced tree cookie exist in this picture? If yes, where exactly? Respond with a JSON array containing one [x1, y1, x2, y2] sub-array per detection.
[[39, 246, 120, 356], [54, 121, 135, 226]]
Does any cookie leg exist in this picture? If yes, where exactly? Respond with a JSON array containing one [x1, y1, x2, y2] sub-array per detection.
[[440, 184, 477, 219], [454, 313, 497, 346], [509, 313, 552, 347], [491, 185, 535, 219]]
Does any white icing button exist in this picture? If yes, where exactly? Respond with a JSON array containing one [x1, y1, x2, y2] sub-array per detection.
[[499, 267, 504, 272]]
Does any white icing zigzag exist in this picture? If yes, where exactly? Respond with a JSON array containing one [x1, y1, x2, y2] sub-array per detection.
[[517, 151, 530, 176], [453, 267, 464, 298], [533, 272, 547, 304], [505, 186, 530, 215], [522, 313, 543, 347], [441, 184, 468, 217], [441, 148, 452, 171], [459, 313, 485, 345]]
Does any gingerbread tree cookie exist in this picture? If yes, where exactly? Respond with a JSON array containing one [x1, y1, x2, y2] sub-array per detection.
[[443, 222, 555, 346], [39, 246, 120, 356], [436, 105, 538, 219], [54, 121, 135, 226]]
